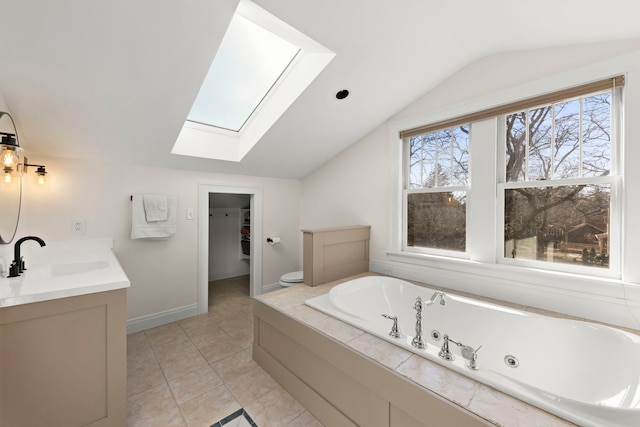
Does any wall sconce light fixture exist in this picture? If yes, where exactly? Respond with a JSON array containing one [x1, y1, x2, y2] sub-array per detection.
[[24, 161, 48, 185], [1, 131, 21, 184], [0, 114, 48, 186]]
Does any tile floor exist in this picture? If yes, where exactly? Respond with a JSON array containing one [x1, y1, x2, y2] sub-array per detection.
[[126, 275, 324, 427]]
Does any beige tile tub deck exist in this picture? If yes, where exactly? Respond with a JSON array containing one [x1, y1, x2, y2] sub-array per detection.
[[258, 272, 577, 427]]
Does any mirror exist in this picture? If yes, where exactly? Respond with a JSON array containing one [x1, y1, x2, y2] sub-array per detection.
[[0, 112, 21, 244]]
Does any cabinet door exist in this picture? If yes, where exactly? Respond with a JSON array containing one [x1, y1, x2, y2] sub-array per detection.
[[0, 289, 126, 427]]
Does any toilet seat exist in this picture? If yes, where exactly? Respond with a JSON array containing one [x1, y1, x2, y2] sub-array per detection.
[[279, 271, 303, 287]]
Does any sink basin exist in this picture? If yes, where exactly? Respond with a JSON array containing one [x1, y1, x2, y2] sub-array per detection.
[[0, 238, 130, 308], [50, 261, 110, 277]]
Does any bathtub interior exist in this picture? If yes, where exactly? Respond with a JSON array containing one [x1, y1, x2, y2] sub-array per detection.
[[306, 276, 640, 426]]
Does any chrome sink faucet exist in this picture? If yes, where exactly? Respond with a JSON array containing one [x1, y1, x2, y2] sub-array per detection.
[[9, 236, 46, 277]]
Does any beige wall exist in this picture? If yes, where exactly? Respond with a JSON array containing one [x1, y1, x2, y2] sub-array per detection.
[[4, 155, 301, 321]]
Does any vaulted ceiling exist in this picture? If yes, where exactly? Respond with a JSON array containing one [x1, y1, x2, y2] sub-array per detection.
[[1, 0, 640, 179]]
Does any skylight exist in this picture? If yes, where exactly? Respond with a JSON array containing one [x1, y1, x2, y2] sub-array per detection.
[[172, 0, 335, 162], [187, 13, 300, 132]]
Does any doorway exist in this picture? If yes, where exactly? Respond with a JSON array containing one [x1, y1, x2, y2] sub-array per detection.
[[198, 184, 263, 315]]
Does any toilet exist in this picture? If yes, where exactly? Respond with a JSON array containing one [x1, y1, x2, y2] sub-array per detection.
[[279, 270, 303, 288]]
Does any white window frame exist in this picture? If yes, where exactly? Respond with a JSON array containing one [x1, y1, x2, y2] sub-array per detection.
[[496, 88, 622, 279], [389, 75, 624, 288], [401, 127, 471, 259]]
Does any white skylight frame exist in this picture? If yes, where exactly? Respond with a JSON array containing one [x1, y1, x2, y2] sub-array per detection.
[[172, 0, 335, 162]]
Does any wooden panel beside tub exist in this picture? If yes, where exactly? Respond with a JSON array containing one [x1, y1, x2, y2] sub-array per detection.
[[302, 225, 370, 286]]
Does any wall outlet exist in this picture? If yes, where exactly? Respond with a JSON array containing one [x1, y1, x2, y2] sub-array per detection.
[[72, 220, 86, 235], [186, 209, 194, 220]]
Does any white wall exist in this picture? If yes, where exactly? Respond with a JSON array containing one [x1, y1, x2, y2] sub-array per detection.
[[208, 208, 249, 281], [301, 42, 640, 329], [8, 155, 301, 324]]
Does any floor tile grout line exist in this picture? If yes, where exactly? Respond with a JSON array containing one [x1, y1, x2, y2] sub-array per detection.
[[129, 276, 319, 427]]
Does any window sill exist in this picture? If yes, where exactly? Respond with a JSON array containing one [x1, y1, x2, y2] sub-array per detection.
[[386, 250, 625, 300]]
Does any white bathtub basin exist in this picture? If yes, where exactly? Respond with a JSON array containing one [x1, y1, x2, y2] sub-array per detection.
[[306, 276, 640, 427]]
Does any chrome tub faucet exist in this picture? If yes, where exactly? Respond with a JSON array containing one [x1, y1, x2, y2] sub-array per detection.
[[411, 297, 426, 349], [411, 292, 447, 350]]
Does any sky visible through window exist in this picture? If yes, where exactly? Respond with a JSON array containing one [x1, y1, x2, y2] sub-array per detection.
[[187, 13, 300, 132]]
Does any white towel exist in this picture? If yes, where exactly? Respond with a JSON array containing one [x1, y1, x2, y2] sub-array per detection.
[[131, 194, 177, 239], [143, 194, 168, 222]]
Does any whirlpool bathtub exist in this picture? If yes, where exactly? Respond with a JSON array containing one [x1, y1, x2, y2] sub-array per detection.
[[305, 276, 640, 427]]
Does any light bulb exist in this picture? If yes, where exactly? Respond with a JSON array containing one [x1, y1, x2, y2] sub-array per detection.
[[2, 148, 17, 168], [4, 172, 12, 183], [37, 174, 46, 185]]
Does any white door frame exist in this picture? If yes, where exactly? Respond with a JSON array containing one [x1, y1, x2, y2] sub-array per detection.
[[198, 183, 263, 314]]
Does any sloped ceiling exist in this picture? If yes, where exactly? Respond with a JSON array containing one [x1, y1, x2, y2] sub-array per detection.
[[1, 0, 640, 179]]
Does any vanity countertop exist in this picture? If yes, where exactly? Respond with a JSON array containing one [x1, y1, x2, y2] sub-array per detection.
[[0, 238, 130, 308]]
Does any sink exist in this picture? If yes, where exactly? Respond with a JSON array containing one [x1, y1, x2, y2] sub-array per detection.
[[49, 261, 110, 277], [1, 238, 130, 308]]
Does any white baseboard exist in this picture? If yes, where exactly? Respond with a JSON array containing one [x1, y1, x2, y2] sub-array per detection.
[[127, 303, 199, 334], [209, 270, 250, 282], [261, 282, 282, 294]]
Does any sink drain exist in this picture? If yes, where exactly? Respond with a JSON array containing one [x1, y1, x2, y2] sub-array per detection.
[[504, 355, 519, 368]]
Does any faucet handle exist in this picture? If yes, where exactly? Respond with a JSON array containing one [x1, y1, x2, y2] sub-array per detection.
[[8, 261, 20, 278], [461, 344, 483, 370], [381, 314, 401, 338]]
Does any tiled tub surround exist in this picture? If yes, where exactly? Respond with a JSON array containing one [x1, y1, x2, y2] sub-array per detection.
[[254, 273, 593, 426], [306, 276, 640, 427]]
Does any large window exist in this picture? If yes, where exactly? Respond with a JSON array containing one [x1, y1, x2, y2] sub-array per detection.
[[403, 125, 469, 253], [399, 76, 622, 277], [501, 92, 615, 270]]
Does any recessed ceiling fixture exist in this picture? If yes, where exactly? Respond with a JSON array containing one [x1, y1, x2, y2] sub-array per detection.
[[335, 89, 350, 100]]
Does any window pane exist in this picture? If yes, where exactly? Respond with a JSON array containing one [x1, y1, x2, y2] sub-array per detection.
[[506, 112, 527, 182], [408, 125, 468, 188], [187, 14, 300, 131], [408, 133, 436, 188], [528, 106, 553, 180], [452, 125, 469, 186], [506, 92, 612, 182], [407, 191, 466, 252], [582, 93, 611, 177], [437, 130, 452, 186], [504, 184, 610, 268], [553, 100, 580, 179]]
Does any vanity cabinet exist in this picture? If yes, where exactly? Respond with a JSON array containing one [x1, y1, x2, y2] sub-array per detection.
[[0, 289, 126, 427]]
